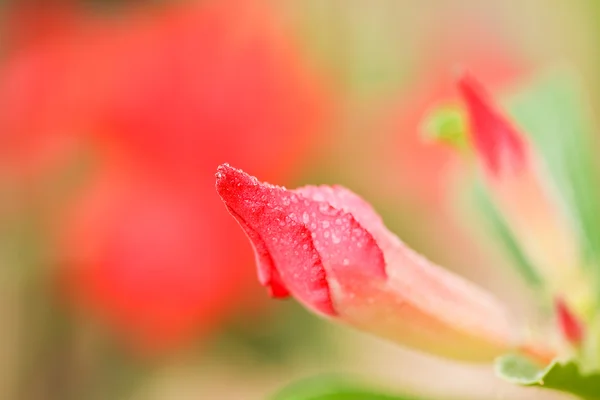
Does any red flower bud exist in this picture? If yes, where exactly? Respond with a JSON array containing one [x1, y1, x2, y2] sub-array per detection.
[[216, 164, 556, 362]]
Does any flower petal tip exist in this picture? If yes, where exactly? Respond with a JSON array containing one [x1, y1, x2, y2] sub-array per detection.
[[456, 72, 527, 175], [215, 163, 292, 299], [215, 163, 336, 316], [215, 163, 254, 196]]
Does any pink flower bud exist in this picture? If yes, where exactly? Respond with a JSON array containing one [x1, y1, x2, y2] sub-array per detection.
[[216, 164, 555, 362], [458, 72, 581, 295]]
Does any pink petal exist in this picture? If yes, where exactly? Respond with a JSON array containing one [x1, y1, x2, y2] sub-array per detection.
[[215, 164, 386, 316], [294, 184, 552, 361], [229, 215, 291, 299], [457, 71, 527, 176], [295, 185, 395, 252]]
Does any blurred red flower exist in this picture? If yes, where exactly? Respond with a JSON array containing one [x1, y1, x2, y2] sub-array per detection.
[[0, 0, 330, 351]]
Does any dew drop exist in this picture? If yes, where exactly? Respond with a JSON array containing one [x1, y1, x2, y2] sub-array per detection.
[[313, 193, 325, 201], [331, 233, 341, 244], [302, 212, 310, 224]]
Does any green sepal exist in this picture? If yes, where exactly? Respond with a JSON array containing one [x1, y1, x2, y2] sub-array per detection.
[[420, 105, 469, 150], [495, 355, 600, 400]]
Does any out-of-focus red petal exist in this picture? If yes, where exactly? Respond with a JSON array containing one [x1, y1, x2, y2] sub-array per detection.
[[555, 298, 584, 345], [0, 0, 331, 183], [216, 164, 386, 316], [2, 0, 332, 352], [60, 170, 249, 351], [457, 71, 527, 176]]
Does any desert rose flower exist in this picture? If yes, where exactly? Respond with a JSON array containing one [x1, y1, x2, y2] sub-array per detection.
[[216, 163, 555, 363]]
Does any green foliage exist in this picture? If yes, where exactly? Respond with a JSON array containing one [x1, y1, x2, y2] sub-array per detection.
[[505, 71, 600, 287], [496, 355, 600, 399], [271, 375, 420, 400]]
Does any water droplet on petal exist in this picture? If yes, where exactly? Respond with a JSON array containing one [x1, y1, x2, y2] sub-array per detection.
[[331, 233, 341, 244], [303, 212, 310, 224]]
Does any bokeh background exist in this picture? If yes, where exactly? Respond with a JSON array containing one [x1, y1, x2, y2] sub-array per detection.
[[0, 1, 598, 399]]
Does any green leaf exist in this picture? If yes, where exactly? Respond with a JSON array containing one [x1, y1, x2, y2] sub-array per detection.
[[270, 375, 420, 400], [496, 355, 600, 399], [504, 70, 600, 287]]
